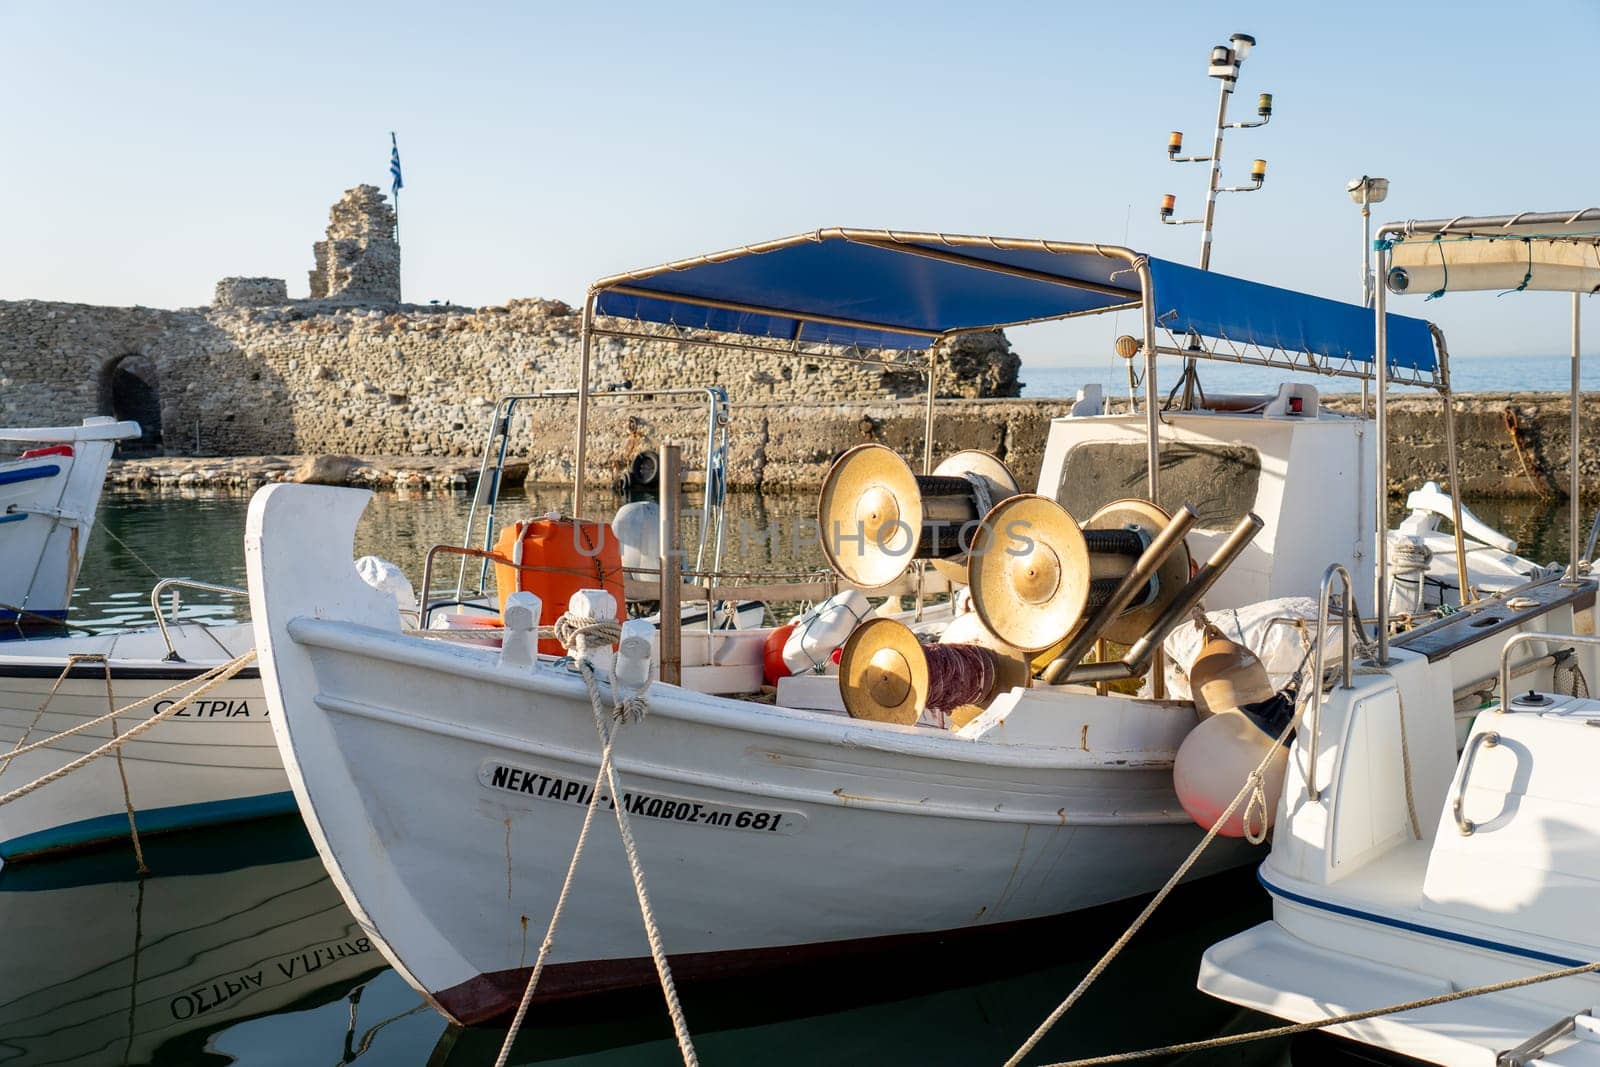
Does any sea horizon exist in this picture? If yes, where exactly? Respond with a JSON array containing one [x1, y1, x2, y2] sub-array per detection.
[[1018, 351, 1595, 398]]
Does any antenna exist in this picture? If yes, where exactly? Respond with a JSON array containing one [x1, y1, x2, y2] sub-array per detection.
[[1157, 32, 1273, 270]]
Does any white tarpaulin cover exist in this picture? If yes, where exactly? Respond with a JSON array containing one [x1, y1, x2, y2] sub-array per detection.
[[1161, 597, 1325, 702], [1387, 208, 1600, 296], [1389, 237, 1600, 296]]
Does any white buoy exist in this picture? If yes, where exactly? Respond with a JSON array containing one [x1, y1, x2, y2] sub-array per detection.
[[355, 556, 418, 615], [613, 500, 662, 574], [783, 589, 870, 674], [1173, 708, 1288, 838]]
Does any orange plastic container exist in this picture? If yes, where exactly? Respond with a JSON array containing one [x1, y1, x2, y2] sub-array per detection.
[[493, 517, 624, 656]]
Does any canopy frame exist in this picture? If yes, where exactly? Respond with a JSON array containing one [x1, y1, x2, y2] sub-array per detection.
[[1372, 209, 1597, 662], [572, 227, 1450, 519]]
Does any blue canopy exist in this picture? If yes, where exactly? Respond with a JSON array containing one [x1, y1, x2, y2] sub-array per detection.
[[592, 229, 1437, 375]]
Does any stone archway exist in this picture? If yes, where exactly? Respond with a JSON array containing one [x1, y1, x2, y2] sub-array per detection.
[[98, 353, 162, 452]]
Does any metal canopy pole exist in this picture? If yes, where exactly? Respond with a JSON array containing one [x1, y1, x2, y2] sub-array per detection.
[[659, 444, 682, 685], [1138, 261, 1161, 502], [573, 292, 596, 518], [1432, 327, 1472, 603], [1373, 245, 1391, 663], [1568, 292, 1582, 586]]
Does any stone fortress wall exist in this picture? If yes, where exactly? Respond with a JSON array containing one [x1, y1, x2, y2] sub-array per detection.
[[0, 186, 1020, 460]]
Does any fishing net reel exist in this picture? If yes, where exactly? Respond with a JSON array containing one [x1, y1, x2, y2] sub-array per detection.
[[817, 444, 1021, 587]]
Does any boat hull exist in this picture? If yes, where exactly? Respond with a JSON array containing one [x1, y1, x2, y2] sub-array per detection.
[[0, 654, 289, 859]]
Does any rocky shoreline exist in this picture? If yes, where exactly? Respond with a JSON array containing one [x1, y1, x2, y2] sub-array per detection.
[[105, 454, 523, 493], [104, 390, 1596, 500]]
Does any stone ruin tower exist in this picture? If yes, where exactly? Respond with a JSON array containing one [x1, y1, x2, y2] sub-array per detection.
[[308, 185, 400, 303]]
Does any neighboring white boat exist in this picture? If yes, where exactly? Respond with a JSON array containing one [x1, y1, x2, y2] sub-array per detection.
[[1199, 209, 1600, 1067], [1388, 481, 1562, 614], [245, 228, 1471, 1023], [0, 617, 283, 860], [0, 416, 140, 630], [0, 819, 387, 1065]]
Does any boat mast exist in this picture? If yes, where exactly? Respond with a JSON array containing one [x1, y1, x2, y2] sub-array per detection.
[[1159, 32, 1272, 407]]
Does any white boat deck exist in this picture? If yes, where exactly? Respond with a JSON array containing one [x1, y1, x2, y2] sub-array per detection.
[[1203, 921, 1600, 1067]]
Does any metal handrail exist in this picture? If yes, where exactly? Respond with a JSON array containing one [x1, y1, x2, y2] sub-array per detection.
[[455, 387, 731, 601], [1451, 729, 1501, 835], [1498, 631, 1600, 712], [150, 578, 248, 661], [1304, 563, 1371, 802]]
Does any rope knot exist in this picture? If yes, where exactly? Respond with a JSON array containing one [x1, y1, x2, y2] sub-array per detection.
[[555, 610, 648, 726]]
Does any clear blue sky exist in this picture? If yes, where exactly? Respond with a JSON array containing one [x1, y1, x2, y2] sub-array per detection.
[[1, 1, 1594, 364]]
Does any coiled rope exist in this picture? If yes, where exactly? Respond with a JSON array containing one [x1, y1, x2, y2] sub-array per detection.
[[495, 613, 693, 1067]]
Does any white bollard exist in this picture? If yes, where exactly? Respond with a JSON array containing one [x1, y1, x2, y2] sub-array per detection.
[[616, 618, 656, 692], [499, 591, 542, 670], [568, 588, 618, 675]]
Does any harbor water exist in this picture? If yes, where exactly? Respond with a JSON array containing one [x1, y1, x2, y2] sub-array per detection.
[[4, 483, 1579, 1065]]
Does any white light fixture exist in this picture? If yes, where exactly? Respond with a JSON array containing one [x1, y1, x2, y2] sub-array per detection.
[[1229, 33, 1255, 61], [1346, 175, 1390, 205]]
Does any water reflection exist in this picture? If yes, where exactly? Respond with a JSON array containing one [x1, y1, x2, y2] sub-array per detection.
[[0, 817, 425, 1065], [0, 809, 1294, 1066]]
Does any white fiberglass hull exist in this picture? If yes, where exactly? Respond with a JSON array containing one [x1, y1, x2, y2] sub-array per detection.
[[247, 484, 1252, 1024], [0, 622, 289, 859]]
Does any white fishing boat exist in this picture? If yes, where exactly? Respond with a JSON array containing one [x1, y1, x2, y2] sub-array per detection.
[[0, 608, 280, 860], [0, 416, 140, 632], [1199, 209, 1600, 1067], [245, 227, 1498, 1024]]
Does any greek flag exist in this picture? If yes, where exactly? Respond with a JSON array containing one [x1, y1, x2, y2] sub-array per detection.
[[389, 133, 403, 199]]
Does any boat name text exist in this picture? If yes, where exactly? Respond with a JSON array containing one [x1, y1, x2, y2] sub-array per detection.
[[479, 761, 805, 835]]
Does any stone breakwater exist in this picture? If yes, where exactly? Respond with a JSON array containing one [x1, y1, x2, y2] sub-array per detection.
[[0, 298, 1018, 459], [104, 391, 1597, 500]]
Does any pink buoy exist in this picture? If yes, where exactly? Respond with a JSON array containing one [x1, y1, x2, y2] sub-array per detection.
[[1173, 708, 1288, 838]]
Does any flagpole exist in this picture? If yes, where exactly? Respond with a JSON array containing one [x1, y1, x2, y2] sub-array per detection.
[[389, 131, 402, 244]]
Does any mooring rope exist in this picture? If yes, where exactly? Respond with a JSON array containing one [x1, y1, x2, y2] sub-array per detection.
[[1004, 649, 1330, 1067], [96, 658, 148, 874], [0, 651, 256, 810], [1003, 698, 1303, 1067], [1036, 956, 1600, 1067], [0, 652, 98, 780], [0, 653, 254, 766], [1009, 642, 1428, 1067], [495, 613, 693, 1067]]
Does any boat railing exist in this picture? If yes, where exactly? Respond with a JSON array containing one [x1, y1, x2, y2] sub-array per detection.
[[418, 541, 947, 630], [1305, 562, 1371, 802], [151, 577, 248, 662], [1497, 631, 1600, 714], [456, 387, 730, 603]]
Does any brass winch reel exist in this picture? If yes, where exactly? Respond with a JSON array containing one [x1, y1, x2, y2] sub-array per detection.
[[966, 496, 1193, 654], [817, 444, 1020, 587], [838, 615, 1032, 727]]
